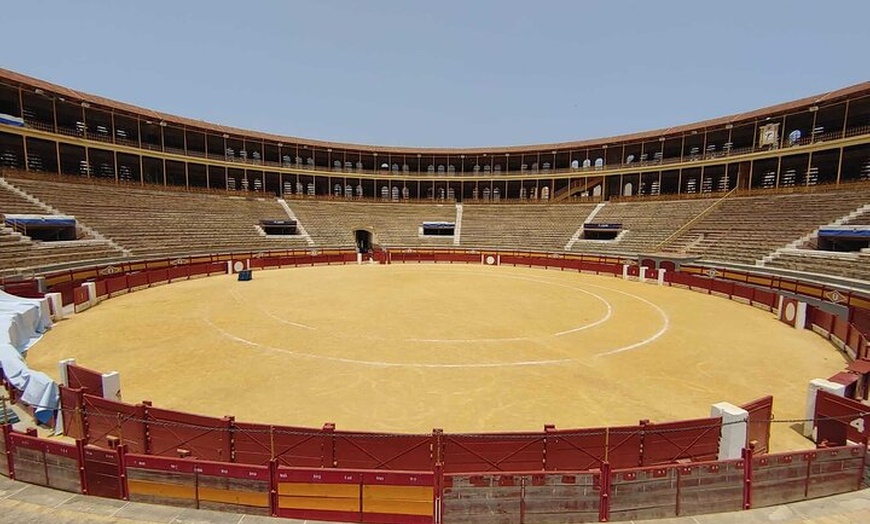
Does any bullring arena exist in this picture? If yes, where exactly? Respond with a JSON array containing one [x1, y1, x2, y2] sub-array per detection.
[[0, 67, 869, 524], [26, 263, 846, 450]]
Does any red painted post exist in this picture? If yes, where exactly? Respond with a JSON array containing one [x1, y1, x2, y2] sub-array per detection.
[[224, 415, 235, 463], [75, 438, 88, 495], [269, 458, 279, 517], [598, 462, 611, 522], [1, 424, 14, 478], [116, 444, 129, 500], [543, 424, 556, 470], [742, 444, 754, 510], [638, 419, 649, 466], [433, 461, 443, 524], [141, 401, 153, 455], [804, 452, 815, 499], [322, 423, 336, 467]]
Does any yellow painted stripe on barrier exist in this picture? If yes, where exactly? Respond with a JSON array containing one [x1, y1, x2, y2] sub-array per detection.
[[197, 487, 269, 507], [127, 479, 195, 500], [363, 485, 433, 502], [278, 482, 359, 498], [796, 285, 822, 297], [364, 499, 433, 516], [363, 485, 433, 516], [278, 495, 360, 512]]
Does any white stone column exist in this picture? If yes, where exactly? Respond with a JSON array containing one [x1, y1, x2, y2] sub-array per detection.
[[639, 266, 648, 283], [711, 402, 748, 460], [45, 292, 64, 321], [83, 282, 97, 306], [804, 378, 847, 438], [58, 358, 76, 386], [657, 268, 666, 285], [102, 371, 121, 402]]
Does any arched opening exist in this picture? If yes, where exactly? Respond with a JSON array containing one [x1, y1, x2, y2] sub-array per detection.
[[354, 229, 373, 253]]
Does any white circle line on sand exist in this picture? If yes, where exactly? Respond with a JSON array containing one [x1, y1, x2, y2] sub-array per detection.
[[227, 268, 614, 343], [229, 287, 315, 330], [202, 316, 574, 369], [208, 266, 670, 368]]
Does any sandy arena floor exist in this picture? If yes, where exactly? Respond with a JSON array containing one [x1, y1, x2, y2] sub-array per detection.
[[26, 264, 847, 451]]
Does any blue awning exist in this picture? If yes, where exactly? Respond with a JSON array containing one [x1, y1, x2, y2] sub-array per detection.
[[4, 214, 77, 227]]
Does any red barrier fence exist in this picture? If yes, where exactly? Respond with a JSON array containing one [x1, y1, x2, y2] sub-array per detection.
[[442, 445, 865, 524], [4, 248, 870, 521], [66, 363, 104, 396], [808, 306, 870, 361], [60, 389, 724, 474], [741, 396, 774, 454], [813, 390, 870, 446], [1, 425, 866, 523]]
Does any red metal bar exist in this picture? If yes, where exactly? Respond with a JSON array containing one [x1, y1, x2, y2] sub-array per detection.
[[598, 462, 611, 522], [76, 438, 88, 495], [117, 444, 129, 501], [742, 445, 753, 510], [269, 458, 279, 517], [1, 424, 13, 478]]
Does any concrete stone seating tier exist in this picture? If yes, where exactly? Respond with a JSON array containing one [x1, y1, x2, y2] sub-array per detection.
[[841, 208, 870, 225], [662, 189, 870, 265], [569, 199, 712, 255], [460, 203, 598, 251], [0, 226, 123, 275], [287, 200, 457, 248], [0, 184, 47, 215], [765, 251, 870, 282], [5, 177, 309, 257], [1, 182, 126, 274]]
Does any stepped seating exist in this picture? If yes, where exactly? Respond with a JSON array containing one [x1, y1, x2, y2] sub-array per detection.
[[764, 207, 870, 280], [0, 184, 47, 215], [460, 203, 597, 251], [1, 182, 125, 273], [287, 200, 457, 247], [569, 199, 712, 255], [0, 226, 122, 274], [765, 251, 870, 282], [5, 177, 309, 257], [663, 190, 870, 265]]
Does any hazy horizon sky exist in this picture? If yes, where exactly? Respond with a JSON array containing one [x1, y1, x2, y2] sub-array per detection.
[[3, 1, 868, 147]]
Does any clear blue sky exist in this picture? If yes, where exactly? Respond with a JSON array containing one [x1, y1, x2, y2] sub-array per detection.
[[3, 1, 868, 147]]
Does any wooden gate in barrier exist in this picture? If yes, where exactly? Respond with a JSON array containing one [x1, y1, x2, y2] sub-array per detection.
[[741, 395, 773, 454], [814, 390, 870, 446]]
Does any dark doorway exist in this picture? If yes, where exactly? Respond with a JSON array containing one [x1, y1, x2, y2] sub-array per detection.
[[354, 229, 372, 253]]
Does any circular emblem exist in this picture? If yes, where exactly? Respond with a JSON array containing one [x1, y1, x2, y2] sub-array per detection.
[[485, 256, 496, 265], [233, 261, 245, 272], [784, 302, 796, 323]]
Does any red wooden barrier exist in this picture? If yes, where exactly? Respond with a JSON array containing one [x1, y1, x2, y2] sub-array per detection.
[[82, 394, 147, 454], [60, 387, 86, 440], [105, 275, 128, 296], [233, 422, 328, 468], [640, 418, 722, 465], [740, 396, 773, 454], [814, 390, 870, 445], [332, 432, 433, 471], [440, 432, 547, 473], [144, 406, 233, 462], [8, 431, 81, 493], [126, 272, 149, 289], [66, 364, 104, 396], [82, 446, 125, 499], [147, 268, 169, 285]]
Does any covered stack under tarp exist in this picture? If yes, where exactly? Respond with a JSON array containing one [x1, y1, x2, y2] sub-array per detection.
[[0, 289, 57, 424]]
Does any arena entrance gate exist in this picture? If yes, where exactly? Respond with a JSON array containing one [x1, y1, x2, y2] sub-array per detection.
[[353, 229, 372, 253]]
